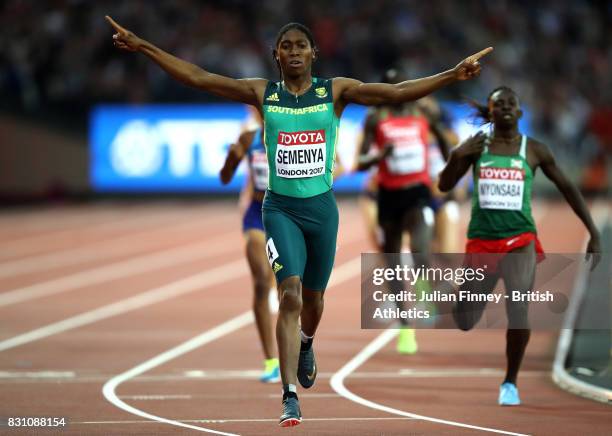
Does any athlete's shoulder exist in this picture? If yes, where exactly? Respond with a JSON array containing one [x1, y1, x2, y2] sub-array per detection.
[[526, 136, 555, 166], [525, 135, 547, 149], [263, 80, 282, 101], [331, 77, 362, 96], [331, 77, 361, 88]]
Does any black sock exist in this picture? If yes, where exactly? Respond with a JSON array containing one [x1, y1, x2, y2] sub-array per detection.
[[283, 391, 298, 400], [300, 337, 313, 351], [282, 384, 298, 400]]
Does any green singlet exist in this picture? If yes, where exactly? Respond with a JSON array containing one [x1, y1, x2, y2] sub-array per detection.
[[262, 77, 339, 198], [260, 77, 339, 291], [467, 135, 537, 239]]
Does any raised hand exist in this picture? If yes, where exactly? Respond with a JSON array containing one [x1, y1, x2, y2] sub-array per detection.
[[105, 15, 142, 52], [453, 47, 493, 81], [454, 131, 486, 158]]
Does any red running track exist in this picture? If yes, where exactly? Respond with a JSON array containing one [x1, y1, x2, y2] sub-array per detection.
[[0, 199, 609, 435]]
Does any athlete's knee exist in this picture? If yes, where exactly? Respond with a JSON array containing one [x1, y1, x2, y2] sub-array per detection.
[[302, 289, 324, 311], [381, 224, 402, 253], [455, 317, 477, 332], [279, 276, 302, 313], [453, 304, 478, 331], [506, 302, 530, 329]]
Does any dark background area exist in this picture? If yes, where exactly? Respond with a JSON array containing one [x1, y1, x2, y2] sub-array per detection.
[[0, 0, 610, 199]]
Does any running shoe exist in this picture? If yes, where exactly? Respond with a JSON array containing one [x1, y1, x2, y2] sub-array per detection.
[[279, 396, 302, 427], [260, 358, 280, 383], [396, 327, 418, 354], [297, 345, 317, 388], [498, 382, 521, 406]]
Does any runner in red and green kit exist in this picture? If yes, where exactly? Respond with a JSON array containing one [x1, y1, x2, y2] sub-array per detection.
[[439, 86, 601, 407], [106, 15, 493, 426]]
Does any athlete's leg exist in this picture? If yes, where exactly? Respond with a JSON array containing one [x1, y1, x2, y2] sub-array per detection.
[[276, 275, 303, 386], [262, 201, 307, 392], [380, 219, 403, 253], [435, 200, 460, 253], [380, 202, 418, 354], [301, 189, 338, 330], [500, 242, 536, 386], [301, 287, 323, 337], [276, 277, 304, 426], [380, 219, 405, 324], [298, 190, 338, 386], [244, 229, 276, 360], [358, 193, 382, 251], [297, 286, 322, 388], [404, 205, 434, 267], [453, 272, 500, 331], [392, 204, 434, 353]]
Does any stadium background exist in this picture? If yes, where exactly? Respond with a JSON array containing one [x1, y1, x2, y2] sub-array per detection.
[[0, 1, 609, 435], [1, 0, 610, 197]]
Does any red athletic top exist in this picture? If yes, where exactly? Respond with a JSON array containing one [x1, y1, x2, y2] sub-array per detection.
[[375, 114, 431, 189]]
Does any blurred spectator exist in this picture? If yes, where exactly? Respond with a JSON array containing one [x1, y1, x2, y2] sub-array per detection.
[[1, 0, 610, 173]]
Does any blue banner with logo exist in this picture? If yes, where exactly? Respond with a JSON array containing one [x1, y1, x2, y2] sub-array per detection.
[[90, 103, 529, 193]]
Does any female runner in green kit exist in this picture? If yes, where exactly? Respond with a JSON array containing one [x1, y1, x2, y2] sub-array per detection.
[[106, 16, 492, 427], [438, 86, 601, 406]]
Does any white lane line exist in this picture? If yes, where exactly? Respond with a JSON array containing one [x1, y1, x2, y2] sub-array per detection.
[[0, 369, 549, 384], [0, 213, 226, 279], [0, 209, 192, 259], [116, 393, 341, 401], [119, 394, 195, 400], [0, 230, 239, 307], [0, 258, 248, 352], [0, 210, 126, 239], [0, 371, 75, 378], [73, 417, 415, 425], [0, 216, 365, 308], [103, 256, 362, 435], [103, 312, 254, 436], [395, 368, 546, 378], [330, 330, 530, 436]]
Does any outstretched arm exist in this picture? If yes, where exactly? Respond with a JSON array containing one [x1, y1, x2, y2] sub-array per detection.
[[536, 141, 601, 269], [438, 132, 485, 192], [219, 131, 254, 185], [336, 47, 493, 107], [106, 16, 265, 106]]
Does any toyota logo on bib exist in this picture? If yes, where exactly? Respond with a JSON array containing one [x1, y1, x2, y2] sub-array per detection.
[[275, 130, 326, 178]]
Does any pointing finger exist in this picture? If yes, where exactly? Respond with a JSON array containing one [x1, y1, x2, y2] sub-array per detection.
[[470, 47, 493, 61], [105, 15, 125, 33]]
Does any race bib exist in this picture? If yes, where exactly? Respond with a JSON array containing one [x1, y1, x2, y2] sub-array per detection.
[[380, 124, 426, 175], [385, 143, 426, 175], [250, 151, 269, 191], [275, 130, 326, 178], [266, 238, 279, 266], [478, 167, 524, 210]]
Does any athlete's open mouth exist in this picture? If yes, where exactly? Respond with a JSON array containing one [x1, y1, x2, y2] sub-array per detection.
[[289, 60, 303, 66]]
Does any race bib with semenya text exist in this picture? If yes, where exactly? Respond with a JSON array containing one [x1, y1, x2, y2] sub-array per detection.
[[275, 130, 326, 178]]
